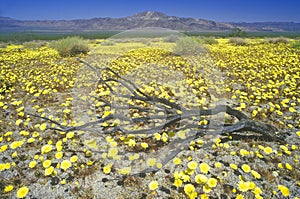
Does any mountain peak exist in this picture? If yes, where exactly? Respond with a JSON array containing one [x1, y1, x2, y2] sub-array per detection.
[[129, 11, 168, 20]]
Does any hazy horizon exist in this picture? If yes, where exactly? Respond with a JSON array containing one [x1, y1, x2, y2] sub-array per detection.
[[1, 0, 300, 23]]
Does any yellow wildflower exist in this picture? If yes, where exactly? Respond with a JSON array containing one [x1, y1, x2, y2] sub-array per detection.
[[43, 160, 52, 168], [241, 164, 251, 173], [146, 158, 157, 167], [238, 181, 250, 192], [4, 185, 14, 192], [184, 184, 195, 195], [207, 178, 218, 188], [278, 185, 290, 197], [199, 162, 210, 174], [61, 160, 72, 171], [187, 161, 198, 170], [173, 157, 181, 165], [29, 161, 37, 168], [44, 166, 54, 176], [195, 174, 208, 184], [141, 142, 148, 149], [16, 186, 29, 198], [41, 144, 52, 154], [148, 181, 159, 190]]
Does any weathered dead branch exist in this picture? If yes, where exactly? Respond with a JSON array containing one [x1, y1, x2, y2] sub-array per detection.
[[26, 59, 287, 175]]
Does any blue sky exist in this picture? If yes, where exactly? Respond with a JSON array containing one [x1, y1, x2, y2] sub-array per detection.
[[1, 0, 299, 22]]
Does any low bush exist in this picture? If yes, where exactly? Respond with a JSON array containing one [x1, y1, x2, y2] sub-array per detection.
[[163, 34, 180, 43], [229, 37, 247, 46], [0, 42, 7, 48], [22, 41, 47, 49], [264, 37, 290, 44], [51, 36, 89, 56], [173, 37, 206, 55], [264, 37, 289, 44], [101, 40, 115, 46], [202, 37, 219, 45], [291, 39, 300, 49]]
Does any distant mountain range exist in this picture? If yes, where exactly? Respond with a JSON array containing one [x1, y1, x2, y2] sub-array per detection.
[[1, 11, 300, 32]]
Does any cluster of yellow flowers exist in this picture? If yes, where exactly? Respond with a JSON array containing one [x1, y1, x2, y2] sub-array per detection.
[[208, 42, 299, 128]]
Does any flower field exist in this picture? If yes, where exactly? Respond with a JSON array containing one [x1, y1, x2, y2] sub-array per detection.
[[0, 38, 299, 198]]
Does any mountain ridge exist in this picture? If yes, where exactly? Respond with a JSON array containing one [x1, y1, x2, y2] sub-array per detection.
[[1, 11, 300, 32]]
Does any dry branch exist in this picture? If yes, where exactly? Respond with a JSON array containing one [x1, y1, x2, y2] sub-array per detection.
[[26, 59, 287, 175]]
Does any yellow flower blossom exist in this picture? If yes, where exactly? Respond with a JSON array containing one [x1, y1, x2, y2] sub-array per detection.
[[39, 123, 47, 131], [70, 155, 78, 163], [184, 184, 195, 195], [173, 157, 181, 165], [4, 185, 14, 192], [195, 174, 207, 184], [103, 164, 112, 174], [187, 161, 198, 170], [173, 178, 182, 187], [230, 163, 238, 170], [251, 170, 261, 179], [199, 162, 210, 174], [41, 144, 52, 154], [148, 181, 159, 190], [61, 160, 72, 171], [141, 142, 148, 149], [16, 186, 29, 198], [44, 166, 54, 176], [238, 181, 250, 192], [29, 160, 37, 168], [278, 185, 290, 197], [55, 152, 63, 159], [241, 164, 251, 173], [43, 160, 52, 168], [264, 147, 273, 154], [146, 158, 157, 167], [207, 178, 218, 188]]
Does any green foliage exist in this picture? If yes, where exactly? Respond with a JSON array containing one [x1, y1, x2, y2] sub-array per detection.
[[229, 37, 247, 46], [291, 39, 300, 49], [22, 41, 47, 49], [163, 34, 180, 43], [0, 42, 7, 48], [264, 37, 290, 44], [229, 27, 246, 37], [51, 36, 89, 56], [202, 37, 219, 45], [101, 40, 115, 46], [173, 37, 205, 55]]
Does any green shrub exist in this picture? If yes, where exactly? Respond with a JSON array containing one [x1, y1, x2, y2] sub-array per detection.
[[202, 37, 219, 45], [163, 34, 180, 43], [291, 39, 300, 49], [101, 40, 115, 46], [228, 27, 246, 37], [23, 41, 47, 49], [51, 36, 89, 56], [229, 37, 247, 46], [0, 42, 7, 48], [173, 37, 205, 55], [264, 37, 289, 44]]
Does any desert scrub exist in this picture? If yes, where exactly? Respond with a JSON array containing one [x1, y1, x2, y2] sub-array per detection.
[[202, 37, 219, 45], [264, 37, 289, 44], [228, 37, 247, 46], [51, 36, 89, 56], [173, 36, 205, 55], [101, 40, 115, 46], [163, 34, 180, 43], [22, 40, 47, 49], [291, 39, 300, 49]]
